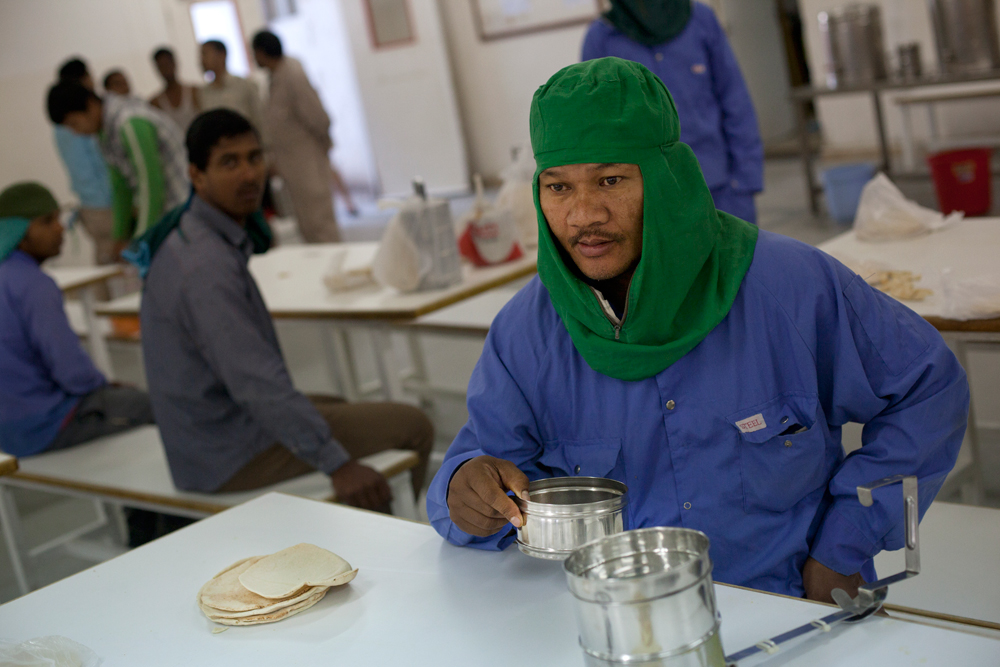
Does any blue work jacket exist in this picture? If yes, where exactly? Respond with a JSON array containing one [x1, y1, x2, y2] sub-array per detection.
[[582, 4, 764, 194], [426, 231, 967, 597], [0, 251, 106, 455]]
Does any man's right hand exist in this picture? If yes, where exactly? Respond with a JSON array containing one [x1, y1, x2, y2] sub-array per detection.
[[331, 460, 392, 511], [446, 456, 530, 537]]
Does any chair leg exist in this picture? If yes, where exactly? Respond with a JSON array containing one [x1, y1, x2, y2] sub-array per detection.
[[388, 471, 418, 521], [0, 483, 31, 596]]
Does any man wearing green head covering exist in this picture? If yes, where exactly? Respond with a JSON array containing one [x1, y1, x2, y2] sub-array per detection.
[[427, 59, 967, 603], [0, 182, 154, 459], [582, 1, 764, 224]]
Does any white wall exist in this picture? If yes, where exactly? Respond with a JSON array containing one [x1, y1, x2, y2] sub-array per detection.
[[798, 0, 1000, 154], [717, 0, 797, 144], [0, 0, 266, 205], [436, 0, 590, 181]]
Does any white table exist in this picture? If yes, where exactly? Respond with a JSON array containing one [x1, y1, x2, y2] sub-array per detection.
[[45, 265, 123, 378], [0, 493, 995, 665], [818, 218, 1000, 502], [96, 244, 537, 400], [875, 501, 1000, 626]]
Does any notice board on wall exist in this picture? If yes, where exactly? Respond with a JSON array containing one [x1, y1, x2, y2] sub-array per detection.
[[471, 0, 606, 41]]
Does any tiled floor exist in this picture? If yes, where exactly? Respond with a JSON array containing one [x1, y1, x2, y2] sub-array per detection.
[[2, 158, 997, 605]]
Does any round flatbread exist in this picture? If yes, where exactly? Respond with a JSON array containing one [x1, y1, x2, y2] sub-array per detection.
[[205, 588, 329, 626], [238, 543, 356, 599], [198, 556, 292, 612], [201, 583, 326, 619]]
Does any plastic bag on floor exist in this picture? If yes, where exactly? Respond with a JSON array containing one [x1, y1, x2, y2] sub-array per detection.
[[494, 147, 538, 248], [854, 173, 962, 241], [457, 174, 524, 266], [0, 636, 100, 667], [940, 269, 1000, 320]]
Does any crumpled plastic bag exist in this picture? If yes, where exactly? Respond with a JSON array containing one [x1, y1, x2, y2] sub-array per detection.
[[940, 269, 1000, 320], [322, 245, 377, 293], [0, 636, 100, 667], [854, 173, 962, 241], [457, 174, 524, 266], [493, 147, 538, 248]]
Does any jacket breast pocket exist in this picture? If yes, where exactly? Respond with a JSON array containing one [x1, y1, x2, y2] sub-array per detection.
[[729, 395, 832, 513], [537, 438, 622, 479]]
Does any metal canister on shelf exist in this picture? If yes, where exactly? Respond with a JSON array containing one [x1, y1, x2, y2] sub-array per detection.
[[818, 5, 888, 88], [563, 527, 725, 667], [929, 0, 1000, 74], [898, 42, 924, 80]]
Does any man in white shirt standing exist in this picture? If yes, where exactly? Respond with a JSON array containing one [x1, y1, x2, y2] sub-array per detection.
[[199, 40, 265, 134]]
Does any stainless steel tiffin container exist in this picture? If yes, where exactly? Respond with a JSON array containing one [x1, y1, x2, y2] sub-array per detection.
[[563, 527, 725, 667], [514, 477, 628, 560]]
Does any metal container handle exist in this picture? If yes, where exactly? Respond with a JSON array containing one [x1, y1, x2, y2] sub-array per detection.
[[725, 475, 920, 665]]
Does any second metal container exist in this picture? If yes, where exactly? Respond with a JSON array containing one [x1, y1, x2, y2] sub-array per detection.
[[515, 477, 627, 560], [563, 527, 725, 667], [929, 0, 1000, 74], [819, 5, 888, 88]]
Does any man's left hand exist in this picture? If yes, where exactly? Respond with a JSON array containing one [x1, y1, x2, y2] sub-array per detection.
[[802, 556, 864, 604]]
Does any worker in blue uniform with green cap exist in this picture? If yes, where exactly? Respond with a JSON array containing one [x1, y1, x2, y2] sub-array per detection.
[[427, 58, 967, 603], [582, 0, 764, 224], [0, 182, 154, 458]]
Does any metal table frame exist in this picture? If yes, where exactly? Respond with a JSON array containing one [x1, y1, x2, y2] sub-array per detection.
[[792, 69, 1000, 214]]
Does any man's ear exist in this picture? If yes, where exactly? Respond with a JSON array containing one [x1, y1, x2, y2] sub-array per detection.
[[188, 163, 206, 192]]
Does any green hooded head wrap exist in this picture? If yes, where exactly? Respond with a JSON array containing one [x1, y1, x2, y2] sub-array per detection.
[[0, 182, 60, 262], [605, 0, 693, 47], [530, 57, 758, 382]]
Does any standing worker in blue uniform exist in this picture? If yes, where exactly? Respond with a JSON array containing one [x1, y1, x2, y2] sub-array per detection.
[[426, 59, 967, 603], [582, 1, 764, 223]]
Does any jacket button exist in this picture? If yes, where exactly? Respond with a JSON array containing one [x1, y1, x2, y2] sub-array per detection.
[[574, 465, 581, 474], [784, 440, 793, 447], [665, 400, 676, 410], [683, 502, 692, 510], [781, 416, 789, 424]]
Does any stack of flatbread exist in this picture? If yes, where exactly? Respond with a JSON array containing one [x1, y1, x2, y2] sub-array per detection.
[[865, 269, 933, 302], [198, 543, 358, 626]]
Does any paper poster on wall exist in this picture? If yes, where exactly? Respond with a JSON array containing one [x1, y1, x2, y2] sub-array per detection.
[[365, 0, 416, 49], [472, 0, 605, 41]]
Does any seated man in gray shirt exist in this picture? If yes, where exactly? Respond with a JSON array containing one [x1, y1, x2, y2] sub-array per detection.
[[134, 109, 433, 509]]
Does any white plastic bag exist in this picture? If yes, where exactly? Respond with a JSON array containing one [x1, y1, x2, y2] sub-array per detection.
[[457, 174, 524, 266], [0, 636, 100, 667], [494, 147, 538, 248], [372, 180, 462, 293], [940, 269, 1000, 320], [854, 173, 961, 241]]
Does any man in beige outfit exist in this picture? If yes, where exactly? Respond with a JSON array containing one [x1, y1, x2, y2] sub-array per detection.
[[252, 31, 341, 243]]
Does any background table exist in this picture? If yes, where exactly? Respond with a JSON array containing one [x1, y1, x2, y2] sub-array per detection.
[[818, 218, 1000, 502], [875, 501, 1000, 626], [0, 493, 995, 665], [45, 265, 123, 377], [95, 244, 537, 399]]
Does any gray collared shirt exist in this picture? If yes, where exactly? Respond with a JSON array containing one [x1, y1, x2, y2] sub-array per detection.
[[141, 195, 348, 491]]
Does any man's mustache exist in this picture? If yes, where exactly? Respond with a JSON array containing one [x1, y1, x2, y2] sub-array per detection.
[[571, 227, 625, 246]]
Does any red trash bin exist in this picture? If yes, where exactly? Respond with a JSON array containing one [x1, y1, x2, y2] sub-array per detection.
[[927, 148, 993, 216]]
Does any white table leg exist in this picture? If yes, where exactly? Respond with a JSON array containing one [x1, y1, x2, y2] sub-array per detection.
[[370, 327, 398, 401], [79, 285, 114, 379], [952, 336, 986, 504], [319, 321, 351, 399], [387, 470, 418, 521], [0, 483, 31, 596]]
